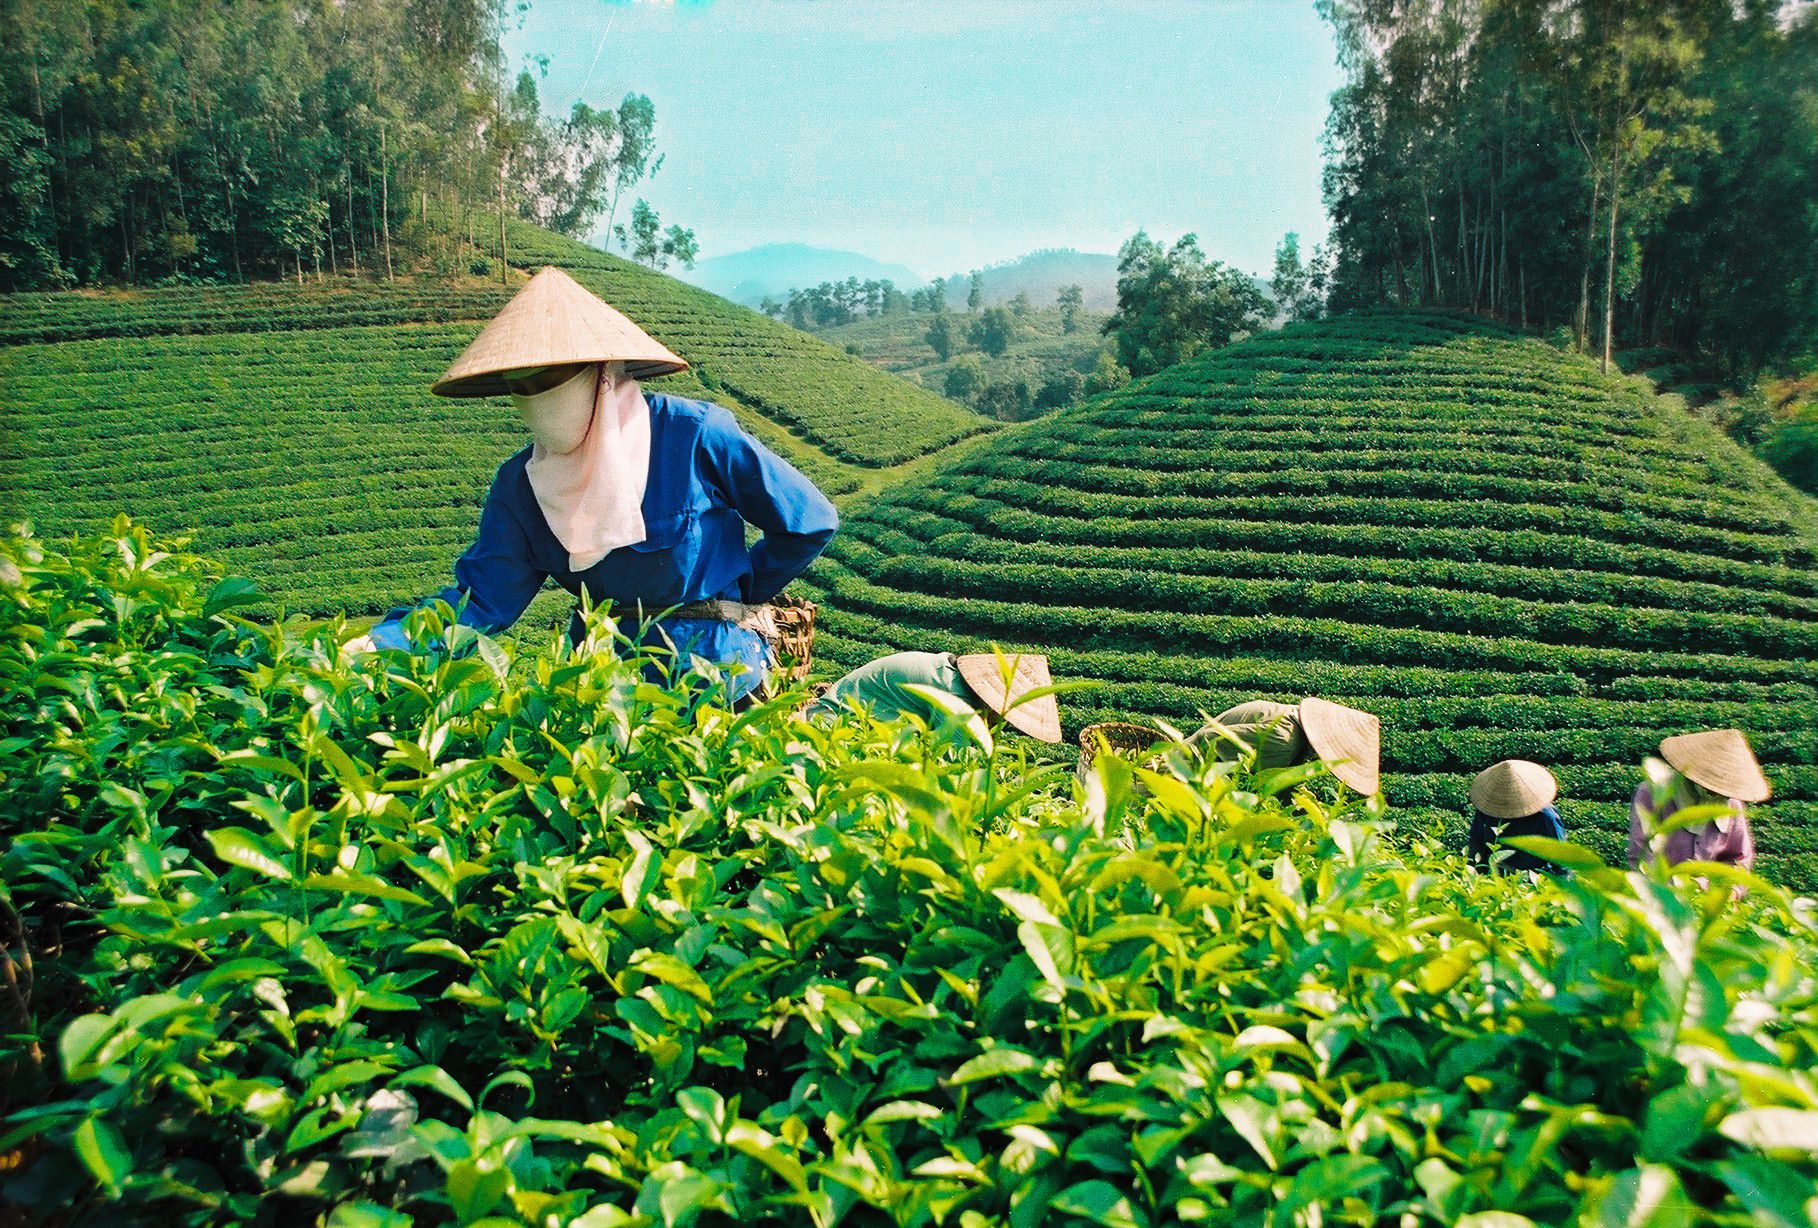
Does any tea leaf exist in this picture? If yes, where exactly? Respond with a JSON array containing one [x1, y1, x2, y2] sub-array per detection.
[[73, 1118, 132, 1192], [947, 1047, 1038, 1086]]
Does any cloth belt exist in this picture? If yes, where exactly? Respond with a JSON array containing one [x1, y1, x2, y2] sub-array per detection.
[[628, 598, 780, 647]]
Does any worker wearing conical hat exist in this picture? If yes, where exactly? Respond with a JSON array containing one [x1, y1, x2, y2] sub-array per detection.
[[356, 267, 838, 702], [1187, 697, 1380, 794], [806, 650, 1063, 743], [1628, 729, 1768, 876], [1467, 760, 1569, 875]]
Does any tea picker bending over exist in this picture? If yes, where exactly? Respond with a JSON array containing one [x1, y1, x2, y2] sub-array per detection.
[[1188, 697, 1380, 795], [807, 650, 1063, 743], [1628, 729, 1768, 875], [351, 268, 839, 703], [1468, 759, 1568, 875]]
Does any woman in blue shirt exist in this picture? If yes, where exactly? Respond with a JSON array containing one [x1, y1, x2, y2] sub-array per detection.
[[360, 267, 839, 702], [1467, 759, 1569, 875]]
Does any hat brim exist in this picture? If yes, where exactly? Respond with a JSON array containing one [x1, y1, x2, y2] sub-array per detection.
[[955, 652, 1062, 743], [434, 356, 687, 398], [1298, 696, 1380, 794]]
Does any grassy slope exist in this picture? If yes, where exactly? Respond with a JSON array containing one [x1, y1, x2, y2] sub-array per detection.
[[0, 224, 990, 619], [817, 305, 1112, 397], [800, 311, 1818, 886]]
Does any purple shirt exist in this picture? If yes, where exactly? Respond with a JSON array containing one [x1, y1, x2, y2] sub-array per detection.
[[1627, 777, 1754, 872]]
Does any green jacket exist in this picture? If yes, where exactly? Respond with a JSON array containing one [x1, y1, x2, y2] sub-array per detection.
[[1189, 700, 1310, 769], [808, 651, 971, 725]]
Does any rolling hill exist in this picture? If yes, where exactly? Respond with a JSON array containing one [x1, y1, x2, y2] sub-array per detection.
[[800, 311, 1818, 887], [817, 303, 1114, 410], [0, 222, 991, 621], [936, 249, 1121, 311]]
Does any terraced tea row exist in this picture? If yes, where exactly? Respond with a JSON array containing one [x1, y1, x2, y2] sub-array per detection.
[[801, 312, 1818, 889], [0, 282, 512, 344]]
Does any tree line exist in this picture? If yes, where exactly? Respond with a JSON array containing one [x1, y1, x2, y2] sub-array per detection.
[[1318, 0, 1818, 380], [0, 0, 686, 291], [760, 279, 915, 329]]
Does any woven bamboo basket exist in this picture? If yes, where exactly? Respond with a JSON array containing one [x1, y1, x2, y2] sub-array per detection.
[[1076, 721, 1173, 773], [767, 593, 817, 685]]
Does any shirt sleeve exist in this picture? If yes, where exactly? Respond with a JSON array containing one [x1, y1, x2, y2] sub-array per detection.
[[1466, 811, 1494, 868], [699, 405, 839, 603], [370, 465, 546, 651], [1627, 782, 1655, 869]]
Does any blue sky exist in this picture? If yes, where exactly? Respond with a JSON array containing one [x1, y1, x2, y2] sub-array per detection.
[[503, 1, 1342, 278]]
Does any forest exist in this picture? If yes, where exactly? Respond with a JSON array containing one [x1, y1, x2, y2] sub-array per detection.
[[1319, 0, 1818, 380], [0, 0, 678, 290]]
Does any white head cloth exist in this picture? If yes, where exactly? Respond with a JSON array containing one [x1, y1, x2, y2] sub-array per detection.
[[514, 362, 651, 572]]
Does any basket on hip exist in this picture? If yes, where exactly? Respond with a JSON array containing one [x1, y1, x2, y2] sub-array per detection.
[[765, 592, 817, 685], [1077, 721, 1175, 774]]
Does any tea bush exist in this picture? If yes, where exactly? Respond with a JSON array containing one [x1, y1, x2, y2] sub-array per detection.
[[5, 522, 1818, 1226], [802, 313, 1818, 891]]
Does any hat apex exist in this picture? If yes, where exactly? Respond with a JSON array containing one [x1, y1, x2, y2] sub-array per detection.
[[433, 266, 687, 397]]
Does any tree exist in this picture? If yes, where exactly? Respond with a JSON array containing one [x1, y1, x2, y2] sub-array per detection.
[[1083, 349, 1130, 395], [1545, 0, 1714, 370], [978, 378, 1034, 420], [660, 223, 697, 270], [943, 355, 984, 402], [598, 94, 659, 255], [1272, 232, 1326, 323], [1313, 0, 1808, 383], [926, 314, 958, 361], [1035, 369, 1084, 410], [1056, 284, 1085, 333], [967, 271, 984, 311], [968, 306, 1015, 357], [617, 199, 662, 266], [1102, 230, 1269, 377], [759, 295, 783, 319], [928, 276, 948, 313], [0, 0, 670, 290], [1009, 290, 1033, 318]]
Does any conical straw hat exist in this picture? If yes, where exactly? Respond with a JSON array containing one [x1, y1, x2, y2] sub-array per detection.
[[1469, 759, 1558, 819], [433, 266, 687, 397], [1297, 697, 1380, 794], [956, 652, 1062, 743], [1660, 729, 1771, 803]]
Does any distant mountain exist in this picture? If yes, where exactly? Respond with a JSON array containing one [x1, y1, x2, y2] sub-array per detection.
[[679, 243, 927, 308], [936, 249, 1120, 312]]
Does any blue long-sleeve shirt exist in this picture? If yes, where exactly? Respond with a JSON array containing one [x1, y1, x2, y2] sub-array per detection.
[[370, 392, 839, 697], [1467, 804, 1569, 876]]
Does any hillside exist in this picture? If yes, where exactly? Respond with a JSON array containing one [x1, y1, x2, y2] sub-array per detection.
[[0, 222, 990, 620], [936, 249, 1120, 310], [801, 311, 1818, 886], [818, 304, 1115, 412]]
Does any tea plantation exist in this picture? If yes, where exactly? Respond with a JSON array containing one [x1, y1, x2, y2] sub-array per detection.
[[5, 523, 1818, 1225], [802, 312, 1818, 890], [0, 223, 990, 620]]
